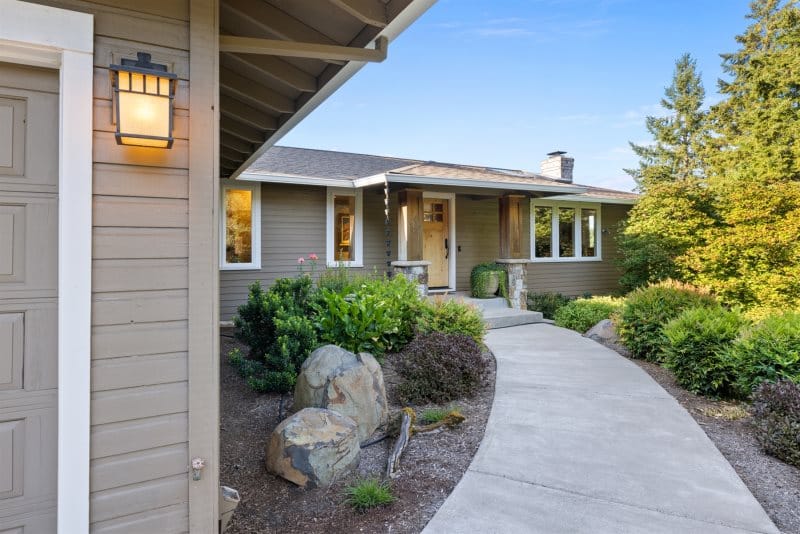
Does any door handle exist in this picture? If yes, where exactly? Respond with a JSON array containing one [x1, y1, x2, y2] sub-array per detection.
[[444, 238, 449, 259]]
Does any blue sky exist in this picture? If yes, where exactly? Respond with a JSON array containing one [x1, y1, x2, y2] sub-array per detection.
[[281, 0, 753, 192]]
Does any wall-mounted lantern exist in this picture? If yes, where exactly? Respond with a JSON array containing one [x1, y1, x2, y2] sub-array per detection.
[[109, 52, 176, 148]]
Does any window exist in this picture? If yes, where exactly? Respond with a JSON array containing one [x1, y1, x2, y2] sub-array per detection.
[[531, 200, 601, 261], [220, 180, 261, 270], [326, 188, 363, 266]]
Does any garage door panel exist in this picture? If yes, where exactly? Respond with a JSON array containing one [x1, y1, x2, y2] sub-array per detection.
[[0, 418, 24, 499], [0, 314, 23, 391], [0, 194, 57, 294]]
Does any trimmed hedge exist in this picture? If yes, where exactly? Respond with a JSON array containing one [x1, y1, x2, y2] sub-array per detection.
[[554, 296, 623, 333], [527, 292, 573, 320]]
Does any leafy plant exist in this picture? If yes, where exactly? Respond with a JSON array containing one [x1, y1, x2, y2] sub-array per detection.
[[662, 306, 748, 397], [417, 297, 486, 344], [527, 292, 573, 320], [553, 296, 623, 333], [617, 280, 716, 362], [726, 311, 800, 398], [396, 332, 487, 404], [344, 478, 395, 512], [470, 262, 507, 299], [317, 263, 375, 295], [751, 380, 800, 468]]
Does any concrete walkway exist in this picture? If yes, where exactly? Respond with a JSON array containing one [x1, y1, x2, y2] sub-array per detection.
[[422, 324, 779, 534]]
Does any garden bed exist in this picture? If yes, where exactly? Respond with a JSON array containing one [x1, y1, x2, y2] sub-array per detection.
[[606, 343, 800, 533], [219, 334, 496, 534]]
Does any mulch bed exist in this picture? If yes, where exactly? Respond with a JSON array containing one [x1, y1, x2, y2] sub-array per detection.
[[602, 341, 800, 534], [219, 334, 496, 534]]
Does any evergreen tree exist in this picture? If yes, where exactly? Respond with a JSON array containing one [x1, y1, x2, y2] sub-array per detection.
[[686, 0, 800, 308], [618, 54, 716, 291]]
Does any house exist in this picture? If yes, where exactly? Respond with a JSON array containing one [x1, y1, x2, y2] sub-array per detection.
[[219, 146, 638, 319], [0, 0, 434, 532]]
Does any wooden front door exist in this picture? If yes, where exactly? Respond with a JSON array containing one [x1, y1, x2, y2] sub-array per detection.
[[423, 198, 449, 288], [0, 62, 59, 533]]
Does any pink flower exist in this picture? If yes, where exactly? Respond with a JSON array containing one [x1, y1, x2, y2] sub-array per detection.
[[309, 253, 318, 261], [297, 257, 305, 264]]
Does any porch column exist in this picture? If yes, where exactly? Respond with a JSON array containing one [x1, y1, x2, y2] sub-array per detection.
[[498, 194, 524, 259], [391, 260, 431, 296], [496, 259, 529, 310], [397, 189, 423, 261]]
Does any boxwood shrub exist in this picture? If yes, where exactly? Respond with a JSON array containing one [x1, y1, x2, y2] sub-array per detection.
[[417, 297, 486, 344], [751, 380, 800, 468], [662, 306, 748, 398], [727, 311, 800, 399], [618, 280, 717, 362], [554, 296, 624, 333]]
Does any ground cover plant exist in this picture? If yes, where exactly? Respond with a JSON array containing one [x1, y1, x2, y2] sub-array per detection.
[[527, 291, 573, 319], [554, 296, 623, 333], [344, 478, 395, 512]]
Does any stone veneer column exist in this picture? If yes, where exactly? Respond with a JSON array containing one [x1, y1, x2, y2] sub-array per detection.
[[391, 260, 431, 296], [495, 259, 529, 310]]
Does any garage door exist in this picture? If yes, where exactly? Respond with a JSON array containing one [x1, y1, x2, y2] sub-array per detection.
[[0, 62, 59, 533]]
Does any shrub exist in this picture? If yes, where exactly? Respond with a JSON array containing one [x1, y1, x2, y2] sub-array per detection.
[[417, 297, 486, 344], [313, 275, 424, 356], [317, 264, 375, 295], [344, 479, 395, 512], [554, 296, 624, 333], [420, 407, 450, 424], [527, 292, 573, 320], [662, 306, 748, 397], [751, 380, 800, 468], [727, 311, 800, 398], [618, 280, 717, 361], [470, 262, 507, 299], [396, 332, 487, 404], [233, 279, 318, 393]]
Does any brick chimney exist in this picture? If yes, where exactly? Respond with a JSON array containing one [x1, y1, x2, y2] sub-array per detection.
[[540, 151, 574, 183]]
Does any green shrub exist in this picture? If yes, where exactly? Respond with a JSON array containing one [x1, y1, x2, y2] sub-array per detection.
[[527, 292, 573, 319], [662, 306, 748, 397], [751, 380, 800, 468], [344, 478, 395, 512], [312, 275, 424, 356], [417, 297, 486, 344], [470, 262, 507, 299], [317, 264, 375, 295], [554, 296, 624, 333], [420, 407, 451, 424], [396, 332, 487, 404], [232, 279, 318, 393], [618, 280, 717, 361], [727, 311, 800, 398]]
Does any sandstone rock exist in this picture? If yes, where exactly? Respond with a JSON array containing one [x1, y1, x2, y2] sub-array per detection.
[[265, 407, 360, 488], [293, 345, 388, 442], [584, 319, 619, 343]]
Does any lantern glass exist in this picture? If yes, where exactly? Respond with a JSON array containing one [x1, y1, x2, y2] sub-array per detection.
[[110, 53, 176, 149]]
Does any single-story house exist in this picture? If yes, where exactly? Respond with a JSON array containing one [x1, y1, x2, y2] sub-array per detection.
[[219, 146, 638, 319], [0, 0, 434, 531]]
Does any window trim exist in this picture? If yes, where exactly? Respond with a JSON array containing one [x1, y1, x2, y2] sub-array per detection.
[[326, 187, 363, 267], [530, 199, 602, 262], [220, 179, 261, 270]]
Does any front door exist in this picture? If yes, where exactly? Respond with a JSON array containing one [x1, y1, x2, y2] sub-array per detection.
[[0, 62, 59, 533], [423, 198, 450, 288]]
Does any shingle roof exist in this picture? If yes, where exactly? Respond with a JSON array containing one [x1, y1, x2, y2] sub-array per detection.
[[242, 146, 638, 201]]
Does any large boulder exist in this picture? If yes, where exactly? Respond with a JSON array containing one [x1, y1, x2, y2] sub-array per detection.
[[293, 345, 388, 442], [584, 319, 619, 344], [265, 407, 360, 488]]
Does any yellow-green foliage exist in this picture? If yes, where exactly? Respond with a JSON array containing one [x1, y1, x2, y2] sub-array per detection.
[[417, 297, 486, 344], [554, 296, 624, 333], [344, 479, 395, 512]]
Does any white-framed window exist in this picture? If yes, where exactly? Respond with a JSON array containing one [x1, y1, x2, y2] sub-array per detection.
[[531, 199, 601, 262], [220, 179, 261, 270], [326, 187, 363, 267]]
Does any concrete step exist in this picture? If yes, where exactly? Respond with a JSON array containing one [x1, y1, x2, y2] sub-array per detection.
[[433, 292, 511, 312], [482, 309, 544, 329]]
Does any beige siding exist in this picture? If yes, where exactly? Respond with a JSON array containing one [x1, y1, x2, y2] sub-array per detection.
[[28, 0, 193, 530]]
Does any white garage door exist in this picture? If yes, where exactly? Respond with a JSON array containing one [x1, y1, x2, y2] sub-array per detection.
[[0, 61, 59, 533]]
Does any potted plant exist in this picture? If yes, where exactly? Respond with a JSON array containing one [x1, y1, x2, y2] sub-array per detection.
[[470, 262, 507, 299]]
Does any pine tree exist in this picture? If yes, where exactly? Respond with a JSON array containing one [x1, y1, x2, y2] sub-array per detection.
[[618, 54, 716, 290], [686, 0, 800, 308]]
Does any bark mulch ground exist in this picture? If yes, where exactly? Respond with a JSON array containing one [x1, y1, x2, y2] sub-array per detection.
[[602, 341, 800, 534], [220, 335, 496, 534]]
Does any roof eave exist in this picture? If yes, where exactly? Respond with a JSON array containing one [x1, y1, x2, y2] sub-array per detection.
[[378, 173, 590, 194]]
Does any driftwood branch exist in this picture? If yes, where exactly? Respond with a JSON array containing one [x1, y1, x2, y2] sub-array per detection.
[[386, 409, 413, 479]]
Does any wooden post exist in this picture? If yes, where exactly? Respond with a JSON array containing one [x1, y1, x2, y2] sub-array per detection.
[[398, 189, 423, 261], [499, 194, 524, 259]]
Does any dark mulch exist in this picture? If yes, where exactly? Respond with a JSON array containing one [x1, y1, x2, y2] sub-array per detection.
[[219, 334, 496, 534], [603, 342, 800, 534]]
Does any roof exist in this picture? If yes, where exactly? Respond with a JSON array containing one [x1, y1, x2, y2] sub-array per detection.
[[238, 146, 639, 202]]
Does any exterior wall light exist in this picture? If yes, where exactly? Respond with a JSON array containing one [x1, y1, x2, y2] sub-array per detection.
[[110, 52, 176, 148]]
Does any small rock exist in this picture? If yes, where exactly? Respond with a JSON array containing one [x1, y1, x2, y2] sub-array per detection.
[[265, 407, 360, 488], [293, 345, 388, 442], [584, 319, 619, 343]]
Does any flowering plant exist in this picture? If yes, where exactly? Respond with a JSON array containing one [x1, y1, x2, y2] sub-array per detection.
[[297, 253, 318, 275]]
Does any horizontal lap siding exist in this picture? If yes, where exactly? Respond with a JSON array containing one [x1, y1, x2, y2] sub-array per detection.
[[34, 0, 193, 530], [455, 196, 501, 290]]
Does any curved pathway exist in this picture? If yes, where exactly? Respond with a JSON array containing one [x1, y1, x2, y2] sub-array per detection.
[[423, 324, 779, 534]]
